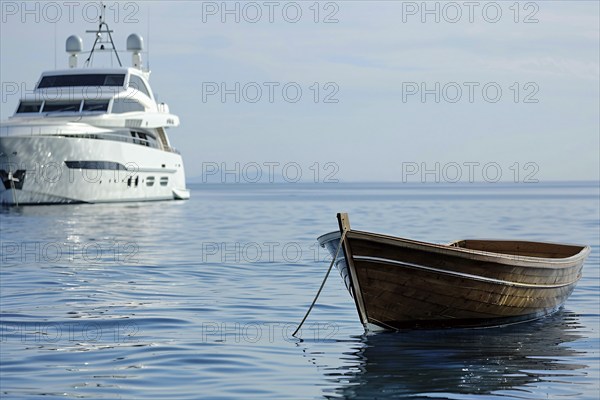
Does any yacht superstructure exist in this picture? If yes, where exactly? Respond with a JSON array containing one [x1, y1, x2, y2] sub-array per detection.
[[0, 12, 189, 205]]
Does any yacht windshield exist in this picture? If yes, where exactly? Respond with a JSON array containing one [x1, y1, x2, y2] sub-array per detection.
[[82, 100, 110, 112], [38, 74, 125, 88], [43, 101, 81, 112], [16, 101, 42, 113]]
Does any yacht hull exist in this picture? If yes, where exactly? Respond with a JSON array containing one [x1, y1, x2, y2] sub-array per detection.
[[0, 135, 188, 205]]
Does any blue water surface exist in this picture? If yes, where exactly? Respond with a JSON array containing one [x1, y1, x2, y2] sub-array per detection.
[[1, 182, 598, 399]]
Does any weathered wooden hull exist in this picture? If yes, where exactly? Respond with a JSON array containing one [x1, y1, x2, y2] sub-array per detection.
[[318, 215, 590, 330]]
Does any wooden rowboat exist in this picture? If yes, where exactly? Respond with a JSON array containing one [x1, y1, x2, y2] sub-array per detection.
[[318, 213, 590, 331]]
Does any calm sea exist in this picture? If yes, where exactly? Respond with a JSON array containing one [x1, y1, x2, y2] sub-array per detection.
[[1, 182, 598, 399]]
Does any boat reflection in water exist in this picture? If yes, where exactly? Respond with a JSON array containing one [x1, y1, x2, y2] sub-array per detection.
[[321, 310, 589, 399]]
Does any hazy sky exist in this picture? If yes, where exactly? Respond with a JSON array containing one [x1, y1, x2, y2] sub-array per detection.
[[1, 1, 598, 182]]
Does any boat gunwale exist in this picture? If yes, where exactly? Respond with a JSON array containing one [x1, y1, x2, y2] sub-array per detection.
[[317, 230, 591, 268]]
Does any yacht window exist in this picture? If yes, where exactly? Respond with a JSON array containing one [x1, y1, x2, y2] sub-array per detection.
[[130, 131, 141, 145], [128, 75, 151, 98], [146, 176, 155, 187], [82, 100, 110, 112], [38, 74, 126, 88], [129, 130, 158, 147], [43, 101, 82, 112], [160, 177, 169, 186], [111, 98, 145, 113], [16, 101, 42, 113], [65, 161, 128, 170]]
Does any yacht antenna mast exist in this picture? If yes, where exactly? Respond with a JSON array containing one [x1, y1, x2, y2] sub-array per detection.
[[84, 3, 122, 67]]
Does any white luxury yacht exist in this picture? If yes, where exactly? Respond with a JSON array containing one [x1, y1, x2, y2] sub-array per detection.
[[0, 13, 189, 205]]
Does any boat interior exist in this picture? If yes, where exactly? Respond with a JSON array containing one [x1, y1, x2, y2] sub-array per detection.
[[449, 240, 587, 259]]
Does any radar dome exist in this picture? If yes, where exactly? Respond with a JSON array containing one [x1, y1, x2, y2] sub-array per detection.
[[126, 34, 144, 52], [66, 35, 83, 54]]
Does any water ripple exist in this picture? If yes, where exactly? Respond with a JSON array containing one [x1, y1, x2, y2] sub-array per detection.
[[1, 183, 598, 399]]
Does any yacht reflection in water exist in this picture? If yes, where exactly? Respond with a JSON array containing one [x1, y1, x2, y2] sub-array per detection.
[[322, 311, 588, 399]]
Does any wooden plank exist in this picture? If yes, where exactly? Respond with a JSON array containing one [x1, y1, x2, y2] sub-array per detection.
[[337, 213, 369, 326], [349, 236, 583, 286], [353, 258, 576, 323], [357, 261, 575, 309]]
